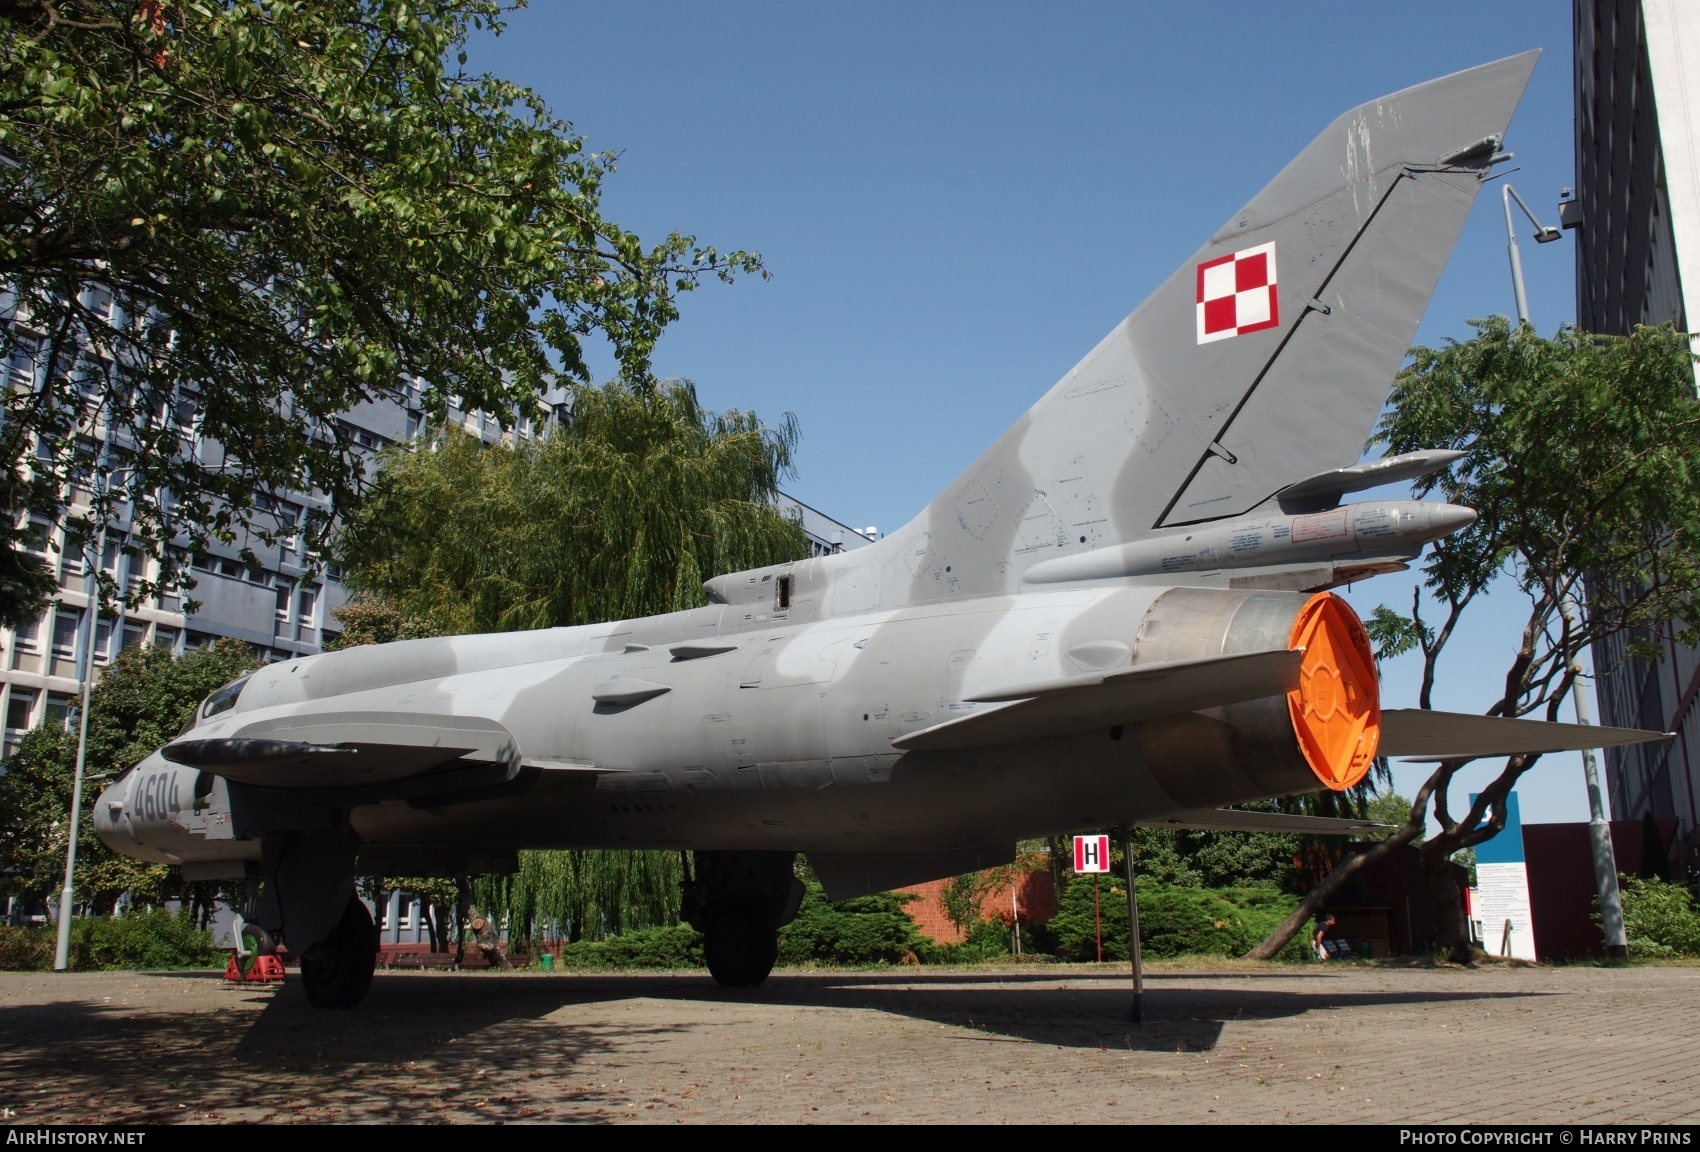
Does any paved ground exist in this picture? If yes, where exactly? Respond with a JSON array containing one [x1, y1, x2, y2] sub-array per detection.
[[0, 962, 1695, 1124]]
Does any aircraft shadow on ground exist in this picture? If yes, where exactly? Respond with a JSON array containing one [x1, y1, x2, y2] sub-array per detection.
[[306, 968, 1546, 1054], [0, 982, 653, 1122], [0, 971, 1553, 1119]]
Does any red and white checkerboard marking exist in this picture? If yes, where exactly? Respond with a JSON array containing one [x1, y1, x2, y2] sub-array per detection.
[[1196, 241, 1279, 344]]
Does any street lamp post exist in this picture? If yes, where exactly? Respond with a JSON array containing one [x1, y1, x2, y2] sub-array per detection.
[[1499, 185, 1629, 959], [51, 432, 121, 973], [52, 515, 108, 971]]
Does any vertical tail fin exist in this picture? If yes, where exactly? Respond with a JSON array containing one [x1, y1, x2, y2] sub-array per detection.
[[857, 51, 1537, 611]]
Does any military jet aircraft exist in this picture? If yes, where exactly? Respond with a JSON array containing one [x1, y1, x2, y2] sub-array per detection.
[[94, 50, 1666, 1007]]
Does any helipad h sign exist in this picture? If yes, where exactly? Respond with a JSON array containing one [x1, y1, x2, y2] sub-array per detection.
[[1074, 834, 1111, 873]]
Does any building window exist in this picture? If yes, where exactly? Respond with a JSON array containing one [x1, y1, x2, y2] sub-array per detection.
[[51, 608, 81, 661], [274, 580, 293, 622], [93, 618, 115, 665], [6, 335, 38, 388], [21, 516, 51, 559], [121, 621, 148, 651], [80, 284, 113, 323], [299, 585, 318, 628], [153, 626, 179, 651], [44, 692, 75, 730], [13, 615, 41, 654], [4, 689, 37, 757]]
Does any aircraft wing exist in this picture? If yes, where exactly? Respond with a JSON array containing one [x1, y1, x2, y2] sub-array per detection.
[[162, 712, 520, 788], [1379, 709, 1670, 761], [890, 649, 1302, 752], [1140, 809, 1388, 836]]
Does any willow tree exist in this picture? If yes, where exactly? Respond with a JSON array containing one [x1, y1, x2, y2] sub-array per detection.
[[336, 378, 809, 633], [336, 377, 809, 941], [1248, 318, 1700, 961], [0, 0, 761, 626]]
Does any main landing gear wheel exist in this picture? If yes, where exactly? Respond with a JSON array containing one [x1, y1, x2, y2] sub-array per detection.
[[705, 904, 778, 988], [299, 895, 377, 1009]]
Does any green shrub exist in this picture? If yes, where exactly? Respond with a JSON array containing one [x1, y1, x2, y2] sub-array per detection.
[[69, 906, 221, 970], [0, 908, 220, 971], [0, 925, 54, 971], [557, 924, 705, 969], [1049, 879, 1307, 962], [777, 883, 925, 967], [1617, 875, 1700, 958]]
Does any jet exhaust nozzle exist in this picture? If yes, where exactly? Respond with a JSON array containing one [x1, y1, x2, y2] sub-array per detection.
[[1129, 587, 1380, 805]]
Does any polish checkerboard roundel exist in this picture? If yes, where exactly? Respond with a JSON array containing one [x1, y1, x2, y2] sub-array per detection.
[[1196, 241, 1279, 344]]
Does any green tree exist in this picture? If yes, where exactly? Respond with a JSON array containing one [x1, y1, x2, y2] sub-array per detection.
[[0, 0, 762, 627], [777, 876, 924, 967], [1248, 318, 1700, 961], [335, 378, 809, 633], [472, 848, 686, 947], [0, 638, 259, 912]]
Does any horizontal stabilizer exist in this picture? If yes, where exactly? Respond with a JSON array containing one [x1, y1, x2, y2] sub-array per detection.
[[891, 648, 1302, 752], [1140, 809, 1388, 836], [1379, 708, 1670, 761], [163, 712, 518, 788]]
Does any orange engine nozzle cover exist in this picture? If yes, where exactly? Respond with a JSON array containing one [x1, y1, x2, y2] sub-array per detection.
[[1287, 592, 1380, 791]]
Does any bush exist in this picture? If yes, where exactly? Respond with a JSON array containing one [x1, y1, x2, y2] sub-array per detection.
[[1049, 879, 1308, 962], [70, 906, 221, 970], [0, 908, 219, 971], [1617, 875, 1700, 958], [0, 925, 54, 971], [777, 883, 925, 967], [557, 924, 704, 969]]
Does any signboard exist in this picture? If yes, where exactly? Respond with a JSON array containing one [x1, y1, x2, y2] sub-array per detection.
[[1471, 791, 1536, 961], [1074, 834, 1111, 873]]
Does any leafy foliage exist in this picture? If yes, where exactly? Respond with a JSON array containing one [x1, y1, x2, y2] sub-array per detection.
[[1128, 824, 1302, 892], [0, 0, 763, 626], [1613, 876, 1700, 958], [776, 878, 925, 967], [473, 848, 686, 946], [0, 639, 258, 911], [0, 906, 218, 971], [335, 380, 809, 634], [556, 924, 705, 970], [1049, 876, 1307, 962], [1364, 318, 1700, 956]]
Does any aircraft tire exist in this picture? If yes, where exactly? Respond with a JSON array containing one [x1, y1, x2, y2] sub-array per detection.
[[704, 904, 778, 988], [236, 922, 274, 978], [300, 895, 378, 1009]]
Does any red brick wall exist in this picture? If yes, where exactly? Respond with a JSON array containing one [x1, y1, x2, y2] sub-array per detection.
[[896, 870, 1056, 943]]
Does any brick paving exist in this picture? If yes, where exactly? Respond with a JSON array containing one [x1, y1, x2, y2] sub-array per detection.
[[0, 963, 1695, 1123]]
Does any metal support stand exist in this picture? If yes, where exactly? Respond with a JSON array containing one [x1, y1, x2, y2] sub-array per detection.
[[1122, 828, 1145, 1024]]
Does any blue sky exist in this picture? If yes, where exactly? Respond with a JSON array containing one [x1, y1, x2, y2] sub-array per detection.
[[471, 2, 1605, 824]]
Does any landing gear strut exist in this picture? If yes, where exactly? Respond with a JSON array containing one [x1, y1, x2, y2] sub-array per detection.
[[299, 894, 378, 1009], [682, 851, 803, 989]]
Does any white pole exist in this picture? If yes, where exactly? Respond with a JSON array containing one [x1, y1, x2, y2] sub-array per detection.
[[1010, 880, 1020, 957], [1561, 594, 1629, 959], [53, 516, 108, 972]]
